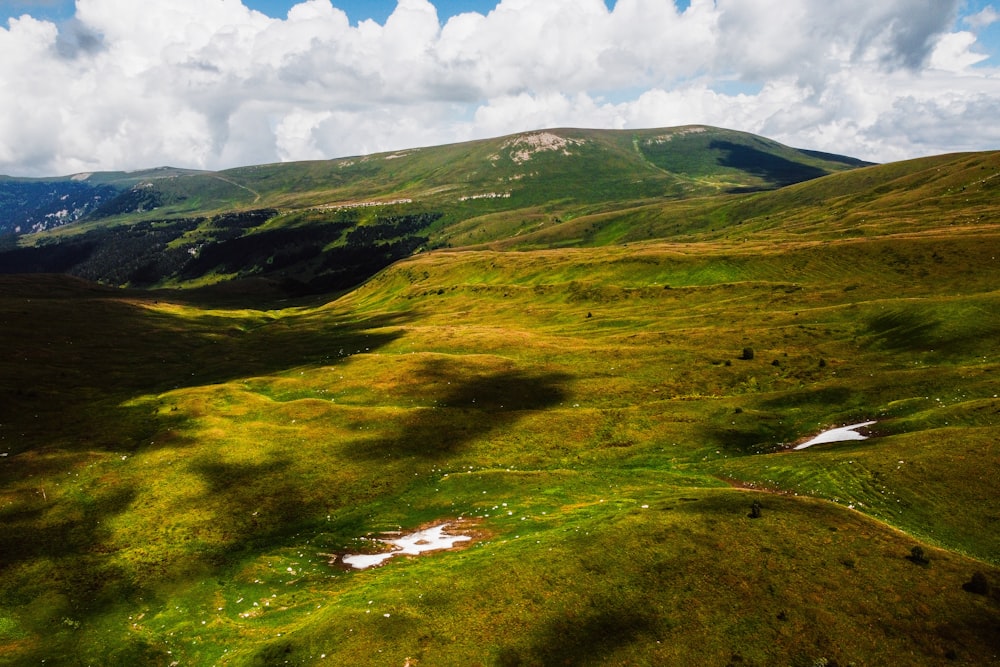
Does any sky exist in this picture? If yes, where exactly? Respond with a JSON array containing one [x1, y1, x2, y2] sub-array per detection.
[[1, 0, 999, 177]]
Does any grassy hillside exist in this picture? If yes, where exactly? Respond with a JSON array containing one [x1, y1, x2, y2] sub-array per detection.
[[101, 126, 865, 218], [486, 150, 999, 248], [1, 144, 999, 665], [0, 126, 865, 295]]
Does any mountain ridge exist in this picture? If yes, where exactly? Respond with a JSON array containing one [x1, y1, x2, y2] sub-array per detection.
[[0, 125, 867, 238], [0, 125, 878, 296]]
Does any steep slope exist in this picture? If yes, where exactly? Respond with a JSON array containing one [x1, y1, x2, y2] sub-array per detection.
[[687, 149, 999, 239], [0, 178, 120, 236]]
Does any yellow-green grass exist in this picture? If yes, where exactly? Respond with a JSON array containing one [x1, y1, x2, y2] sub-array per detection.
[[2, 213, 999, 664], [714, 426, 1000, 560], [166, 490, 997, 667], [489, 150, 1000, 249]]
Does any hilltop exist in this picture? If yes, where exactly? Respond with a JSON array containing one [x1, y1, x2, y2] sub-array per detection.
[[0, 129, 998, 666], [0, 125, 866, 296]]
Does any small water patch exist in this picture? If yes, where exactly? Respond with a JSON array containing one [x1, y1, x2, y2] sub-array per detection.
[[339, 523, 473, 570], [793, 421, 876, 450]]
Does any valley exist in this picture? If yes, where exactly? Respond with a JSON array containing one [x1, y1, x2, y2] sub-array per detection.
[[0, 127, 998, 666]]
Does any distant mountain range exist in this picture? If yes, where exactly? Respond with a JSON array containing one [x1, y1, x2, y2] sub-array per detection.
[[0, 167, 205, 237]]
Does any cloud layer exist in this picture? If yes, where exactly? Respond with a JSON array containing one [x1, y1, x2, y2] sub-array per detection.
[[1, 0, 999, 176]]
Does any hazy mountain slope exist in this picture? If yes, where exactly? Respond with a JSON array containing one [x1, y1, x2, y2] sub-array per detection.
[[0, 168, 206, 237], [0, 178, 119, 236], [630, 125, 868, 188], [3, 126, 863, 232]]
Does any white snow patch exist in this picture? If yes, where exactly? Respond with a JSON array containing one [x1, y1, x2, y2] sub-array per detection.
[[793, 421, 877, 450], [342, 523, 472, 570]]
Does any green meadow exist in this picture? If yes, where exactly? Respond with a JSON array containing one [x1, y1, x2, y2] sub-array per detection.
[[1, 134, 999, 665]]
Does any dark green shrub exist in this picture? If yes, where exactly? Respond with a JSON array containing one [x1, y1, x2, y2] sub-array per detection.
[[962, 571, 990, 595], [906, 546, 929, 566]]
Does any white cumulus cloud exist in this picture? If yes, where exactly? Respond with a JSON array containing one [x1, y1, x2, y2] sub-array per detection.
[[0, 0, 998, 176]]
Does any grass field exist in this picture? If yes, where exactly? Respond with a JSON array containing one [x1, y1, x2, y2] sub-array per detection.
[[1, 149, 999, 665]]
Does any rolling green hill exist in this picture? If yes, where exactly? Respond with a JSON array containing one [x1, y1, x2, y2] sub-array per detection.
[[1, 131, 999, 666], [0, 126, 866, 296], [90, 125, 868, 218]]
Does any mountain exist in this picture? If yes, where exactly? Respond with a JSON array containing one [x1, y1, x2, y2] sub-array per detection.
[[0, 167, 206, 238], [38, 126, 868, 223], [0, 176, 119, 236], [1, 129, 998, 666], [0, 126, 867, 295]]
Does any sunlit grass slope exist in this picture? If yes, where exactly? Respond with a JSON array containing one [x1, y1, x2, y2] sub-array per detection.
[[1, 151, 999, 665], [490, 149, 1000, 248]]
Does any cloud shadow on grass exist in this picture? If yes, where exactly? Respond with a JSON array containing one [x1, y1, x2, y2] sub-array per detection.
[[865, 309, 942, 352], [0, 275, 410, 456], [188, 457, 330, 555], [759, 386, 855, 410], [700, 412, 800, 455], [0, 479, 135, 571], [0, 275, 413, 651], [2, 278, 567, 663], [347, 361, 569, 460], [0, 472, 141, 655], [497, 598, 658, 667], [711, 140, 829, 189]]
